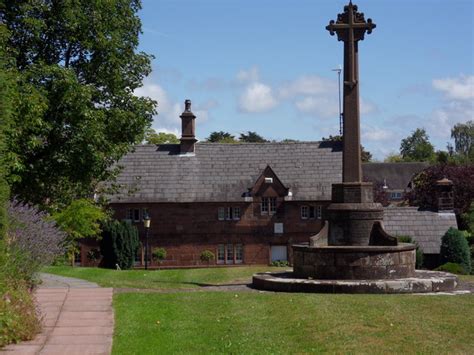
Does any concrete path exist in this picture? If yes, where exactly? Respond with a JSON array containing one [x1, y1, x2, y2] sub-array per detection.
[[1, 274, 114, 355]]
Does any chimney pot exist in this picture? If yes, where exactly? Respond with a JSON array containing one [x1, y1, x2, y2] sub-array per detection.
[[180, 99, 197, 154]]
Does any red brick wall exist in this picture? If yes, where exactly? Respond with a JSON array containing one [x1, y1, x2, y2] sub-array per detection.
[[80, 200, 327, 267]]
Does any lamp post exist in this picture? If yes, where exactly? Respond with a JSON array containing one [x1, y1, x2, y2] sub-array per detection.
[[143, 213, 151, 270]]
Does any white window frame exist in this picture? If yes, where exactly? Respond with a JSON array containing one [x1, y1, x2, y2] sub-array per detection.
[[218, 207, 225, 221], [269, 197, 277, 214], [226, 244, 234, 264], [225, 207, 232, 221], [261, 198, 269, 214], [217, 244, 225, 264], [125, 208, 133, 221], [316, 205, 322, 219], [235, 244, 243, 264], [233, 207, 241, 220], [301, 206, 309, 219]]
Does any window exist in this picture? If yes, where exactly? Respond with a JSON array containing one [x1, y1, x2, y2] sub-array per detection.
[[390, 192, 403, 200], [261, 197, 277, 215], [142, 208, 149, 219], [233, 207, 241, 220], [301, 206, 309, 219], [235, 244, 243, 264], [217, 244, 225, 264], [126, 208, 133, 220], [218, 206, 241, 221], [226, 244, 234, 264], [217, 244, 243, 265], [133, 208, 140, 222], [301, 205, 322, 220], [218, 207, 225, 221]]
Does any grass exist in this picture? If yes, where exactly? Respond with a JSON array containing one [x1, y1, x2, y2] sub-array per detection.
[[113, 292, 474, 354], [42, 265, 288, 289]]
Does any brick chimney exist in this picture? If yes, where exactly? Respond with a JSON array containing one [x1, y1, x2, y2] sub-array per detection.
[[435, 177, 454, 212], [180, 99, 197, 154]]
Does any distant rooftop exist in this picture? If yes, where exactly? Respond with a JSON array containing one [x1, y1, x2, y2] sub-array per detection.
[[363, 162, 429, 190]]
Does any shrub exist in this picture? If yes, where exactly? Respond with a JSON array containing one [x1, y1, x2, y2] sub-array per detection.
[[440, 227, 471, 274], [100, 220, 139, 270], [271, 260, 289, 267], [87, 248, 101, 262], [152, 247, 167, 266], [7, 200, 66, 282], [396, 235, 424, 268], [435, 262, 467, 275], [200, 250, 215, 265]]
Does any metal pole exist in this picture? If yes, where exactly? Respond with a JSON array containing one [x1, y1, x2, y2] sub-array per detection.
[[332, 66, 343, 135], [145, 227, 149, 270]]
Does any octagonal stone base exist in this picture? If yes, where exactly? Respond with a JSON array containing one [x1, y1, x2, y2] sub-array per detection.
[[293, 243, 416, 280], [252, 270, 458, 294]]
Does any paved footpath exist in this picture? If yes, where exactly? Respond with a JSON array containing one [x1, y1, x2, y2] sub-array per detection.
[[1, 273, 114, 355]]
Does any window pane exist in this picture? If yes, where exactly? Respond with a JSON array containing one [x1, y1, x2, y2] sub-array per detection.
[[134, 209, 140, 222], [217, 244, 225, 264], [233, 207, 241, 220], [126, 209, 133, 220], [218, 207, 225, 220], [261, 198, 268, 213], [269, 198, 276, 213], [225, 207, 232, 220], [309, 206, 315, 219], [235, 244, 243, 263], [301, 206, 308, 219], [226, 244, 234, 264], [142, 208, 149, 220], [317, 206, 322, 219]]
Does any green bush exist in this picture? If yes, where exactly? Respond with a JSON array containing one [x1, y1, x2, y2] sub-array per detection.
[[200, 250, 215, 264], [396, 235, 424, 269], [435, 262, 467, 275], [100, 220, 139, 270], [152, 247, 167, 265], [271, 260, 289, 267], [440, 227, 471, 274]]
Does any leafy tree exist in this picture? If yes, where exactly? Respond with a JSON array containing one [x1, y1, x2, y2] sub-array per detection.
[[53, 199, 108, 266], [407, 164, 474, 216], [239, 131, 268, 143], [1, 1, 156, 211], [100, 220, 139, 270], [206, 131, 237, 143], [399, 128, 435, 162], [384, 153, 404, 163], [200, 250, 215, 267], [321, 135, 372, 162], [451, 121, 473, 162], [145, 129, 179, 144]]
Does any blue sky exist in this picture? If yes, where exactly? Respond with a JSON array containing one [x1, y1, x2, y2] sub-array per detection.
[[135, 0, 473, 160]]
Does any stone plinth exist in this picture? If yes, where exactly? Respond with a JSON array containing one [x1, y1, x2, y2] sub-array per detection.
[[292, 243, 416, 280], [327, 182, 384, 246]]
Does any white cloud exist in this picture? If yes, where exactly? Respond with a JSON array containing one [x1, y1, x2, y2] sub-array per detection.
[[362, 125, 394, 142], [135, 82, 215, 132], [432, 75, 474, 101], [427, 100, 474, 139], [238, 82, 278, 113], [360, 99, 378, 115], [279, 75, 336, 99], [236, 66, 260, 83], [294, 96, 339, 118]]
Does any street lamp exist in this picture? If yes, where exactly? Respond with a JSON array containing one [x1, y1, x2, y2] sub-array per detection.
[[143, 213, 151, 270]]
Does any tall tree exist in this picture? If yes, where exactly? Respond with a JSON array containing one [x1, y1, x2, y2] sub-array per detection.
[[145, 129, 179, 144], [206, 131, 237, 143], [399, 128, 435, 162], [451, 121, 473, 160], [239, 131, 268, 143], [1, 1, 156, 211], [321, 135, 372, 162]]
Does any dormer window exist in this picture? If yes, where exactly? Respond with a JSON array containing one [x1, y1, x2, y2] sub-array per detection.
[[301, 205, 322, 220]]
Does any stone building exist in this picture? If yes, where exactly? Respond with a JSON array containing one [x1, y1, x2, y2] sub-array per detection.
[[78, 104, 457, 268]]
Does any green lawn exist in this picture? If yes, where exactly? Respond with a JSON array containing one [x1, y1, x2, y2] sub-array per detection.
[[113, 292, 474, 354], [42, 265, 288, 289]]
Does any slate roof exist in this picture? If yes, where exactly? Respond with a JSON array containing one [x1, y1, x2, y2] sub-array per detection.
[[108, 141, 343, 203], [362, 162, 429, 190], [383, 207, 457, 254]]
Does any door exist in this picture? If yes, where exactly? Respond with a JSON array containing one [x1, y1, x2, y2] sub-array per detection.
[[270, 245, 287, 262]]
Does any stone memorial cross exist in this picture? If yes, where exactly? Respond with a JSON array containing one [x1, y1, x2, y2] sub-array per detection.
[[326, 1, 376, 183]]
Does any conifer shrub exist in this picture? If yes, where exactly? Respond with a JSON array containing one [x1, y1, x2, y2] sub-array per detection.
[[100, 220, 139, 270], [439, 227, 471, 274]]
